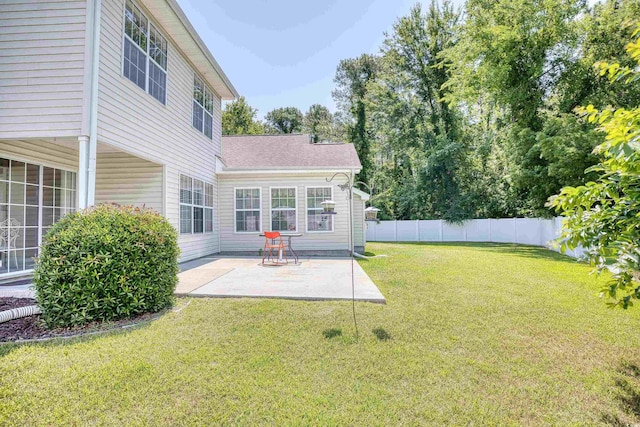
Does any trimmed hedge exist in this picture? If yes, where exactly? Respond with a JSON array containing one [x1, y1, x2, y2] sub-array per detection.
[[34, 204, 180, 328]]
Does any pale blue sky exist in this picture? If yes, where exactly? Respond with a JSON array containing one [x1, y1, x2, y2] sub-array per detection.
[[177, 0, 465, 119]]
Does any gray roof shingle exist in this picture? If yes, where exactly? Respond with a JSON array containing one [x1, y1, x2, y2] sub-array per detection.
[[220, 134, 362, 170]]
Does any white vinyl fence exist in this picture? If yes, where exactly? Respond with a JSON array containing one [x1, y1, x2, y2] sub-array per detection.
[[365, 218, 586, 258]]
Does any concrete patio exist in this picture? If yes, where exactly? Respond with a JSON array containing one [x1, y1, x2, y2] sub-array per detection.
[[0, 257, 386, 304], [177, 257, 386, 304]]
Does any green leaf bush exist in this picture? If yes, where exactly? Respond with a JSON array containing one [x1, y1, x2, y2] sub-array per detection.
[[34, 204, 180, 328]]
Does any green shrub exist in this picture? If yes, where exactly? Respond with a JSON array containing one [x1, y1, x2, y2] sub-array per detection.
[[34, 204, 180, 328]]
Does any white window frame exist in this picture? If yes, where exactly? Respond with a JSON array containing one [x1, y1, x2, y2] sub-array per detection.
[[305, 186, 334, 233], [269, 187, 297, 232], [0, 156, 78, 277], [179, 174, 214, 235], [121, 0, 168, 105], [192, 73, 214, 139], [234, 187, 262, 234]]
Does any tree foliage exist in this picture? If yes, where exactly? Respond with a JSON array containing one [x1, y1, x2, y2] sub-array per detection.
[[365, 2, 468, 220], [550, 27, 640, 308], [337, 0, 640, 221], [333, 54, 380, 185], [304, 104, 334, 143], [265, 106, 304, 134], [222, 96, 265, 135]]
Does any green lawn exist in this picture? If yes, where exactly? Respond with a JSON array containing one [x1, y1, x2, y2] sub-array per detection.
[[2, 243, 640, 425]]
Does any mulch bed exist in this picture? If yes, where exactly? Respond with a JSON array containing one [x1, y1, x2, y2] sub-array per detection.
[[0, 297, 161, 343]]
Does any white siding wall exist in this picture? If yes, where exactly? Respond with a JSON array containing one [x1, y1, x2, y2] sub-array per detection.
[[95, 152, 163, 213], [0, 1, 86, 139], [0, 140, 78, 171], [219, 174, 357, 254], [97, 0, 221, 261], [353, 194, 365, 250]]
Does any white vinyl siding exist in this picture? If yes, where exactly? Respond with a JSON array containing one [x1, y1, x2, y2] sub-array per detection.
[[0, 140, 78, 172], [95, 152, 163, 214], [0, 1, 86, 139], [235, 188, 261, 233], [122, 0, 167, 104], [270, 187, 297, 232], [353, 192, 365, 250], [219, 174, 357, 253], [99, 0, 222, 261], [306, 187, 333, 232]]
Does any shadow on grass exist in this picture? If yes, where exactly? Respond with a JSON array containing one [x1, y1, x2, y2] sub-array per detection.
[[602, 361, 640, 426], [372, 328, 391, 341], [372, 241, 582, 264], [322, 328, 342, 339]]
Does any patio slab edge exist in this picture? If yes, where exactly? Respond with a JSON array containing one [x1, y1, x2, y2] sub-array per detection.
[[186, 293, 386, 304]]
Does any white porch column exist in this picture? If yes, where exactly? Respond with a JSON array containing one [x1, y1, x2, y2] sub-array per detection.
[[87, 136, 97, 206], [77, 135, 96, 209], [78, 135, 89, 209]]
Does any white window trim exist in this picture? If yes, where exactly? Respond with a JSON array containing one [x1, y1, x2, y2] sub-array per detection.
[[234, 187, 262, 234], [0, 156, 78, 276], [179, 174, 214, 235], [269, 186, 297, 232], [305, 185, 334, 233], [191, 73, 214, 139], [121, 0, 168, 106]]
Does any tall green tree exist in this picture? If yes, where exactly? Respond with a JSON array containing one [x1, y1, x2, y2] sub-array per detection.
[[443, 0, 587, 216], [265, 107, 304, 134], [304, 104, 333, 143], [221, 97, 265, 135], [333, 54, 380, 185], [366, 2, 467, 220]]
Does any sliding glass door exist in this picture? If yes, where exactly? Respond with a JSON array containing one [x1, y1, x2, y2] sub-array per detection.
[[0, 158, 77, 275]]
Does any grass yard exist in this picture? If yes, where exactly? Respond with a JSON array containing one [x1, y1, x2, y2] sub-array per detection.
[[2, 243, 640, 425]]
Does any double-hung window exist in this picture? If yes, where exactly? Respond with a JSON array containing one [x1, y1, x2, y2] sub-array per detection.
[[306, 187, 333, 232], [179, 174, 214, 234], [193, 75, 214, 139], [235, 188, 261, 232], [123, 0, 168, 104], [270, 188, 296, 232]]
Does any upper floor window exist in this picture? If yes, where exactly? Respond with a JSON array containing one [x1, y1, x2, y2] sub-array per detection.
[[193, 75, 214, 139], [123, 0, 167, 104]]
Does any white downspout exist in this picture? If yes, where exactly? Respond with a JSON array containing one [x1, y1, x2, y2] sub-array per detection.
[[87, 0, 101, 206], [79, 0, 101, 209]]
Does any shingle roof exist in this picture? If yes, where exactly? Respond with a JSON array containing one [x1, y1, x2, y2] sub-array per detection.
[[220, 134, 362, 170]]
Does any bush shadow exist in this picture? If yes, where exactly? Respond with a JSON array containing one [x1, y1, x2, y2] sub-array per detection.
[[602, 361, 640, 425]]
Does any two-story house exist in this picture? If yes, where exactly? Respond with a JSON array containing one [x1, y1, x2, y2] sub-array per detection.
[[0, 0, 367, 281]]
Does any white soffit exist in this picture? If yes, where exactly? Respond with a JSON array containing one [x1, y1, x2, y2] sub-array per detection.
[[140, 0, 238, 100]]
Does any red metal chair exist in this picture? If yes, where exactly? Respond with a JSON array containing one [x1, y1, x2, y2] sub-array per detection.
[[262, 231, 288, 265]]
